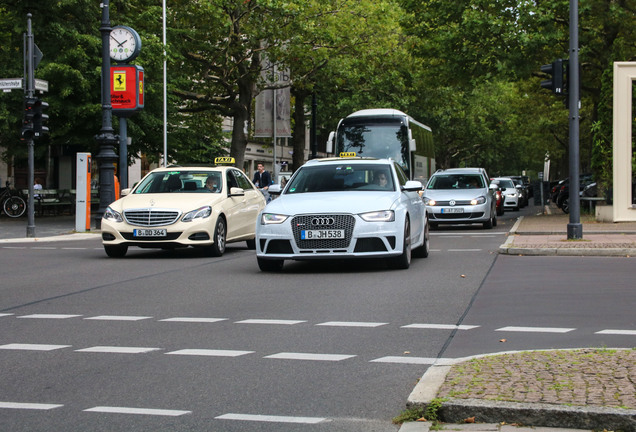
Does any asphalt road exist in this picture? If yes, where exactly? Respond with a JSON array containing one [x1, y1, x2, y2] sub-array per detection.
[[0, 204, 633, 431]]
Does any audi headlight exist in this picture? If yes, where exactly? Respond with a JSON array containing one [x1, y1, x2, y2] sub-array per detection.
[[103, 206, 123, 222], [470, 196, 486, 205], [360, 210, 395, 222], [261, 213, 288, 224], [510, 193, 518, 197], [182, 206, 212, 222]]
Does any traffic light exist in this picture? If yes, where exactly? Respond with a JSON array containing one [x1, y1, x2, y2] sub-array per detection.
[[21, 97, 37, 139], [540, 59, 565, 95], [33, 98, 49, 137]]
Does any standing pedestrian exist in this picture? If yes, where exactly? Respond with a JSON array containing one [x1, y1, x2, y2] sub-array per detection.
[[252, 163, 272, 202]]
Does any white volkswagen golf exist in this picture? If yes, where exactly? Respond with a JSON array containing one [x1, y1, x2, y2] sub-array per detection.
[[255, 156, 429, 272]]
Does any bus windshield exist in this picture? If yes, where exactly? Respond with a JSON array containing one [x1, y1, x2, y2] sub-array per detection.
[[336, 121, 409, 173]]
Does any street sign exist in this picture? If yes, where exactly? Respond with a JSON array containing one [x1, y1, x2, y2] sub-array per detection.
[[0, 78, 23, 90], [35, 79, 48, 92]]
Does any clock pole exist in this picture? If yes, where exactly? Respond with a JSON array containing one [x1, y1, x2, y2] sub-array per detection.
[[95, 0, 119, 229]]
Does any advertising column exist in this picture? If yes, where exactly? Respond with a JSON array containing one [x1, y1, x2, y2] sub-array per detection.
[[75, 153, 91, 232]]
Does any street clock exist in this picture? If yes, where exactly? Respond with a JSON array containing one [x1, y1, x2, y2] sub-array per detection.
[[109, 25, 141, 63]]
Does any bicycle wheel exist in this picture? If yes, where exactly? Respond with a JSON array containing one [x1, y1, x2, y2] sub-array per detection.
[[2, 196, 27, 218]]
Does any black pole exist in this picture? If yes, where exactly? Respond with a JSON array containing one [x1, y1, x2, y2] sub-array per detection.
[[119, 117, 128, 189], [25, 14, 36, 238], [94, 0, 118, 229], [310, 93, 317, 159], [567, 0, 582, 239]]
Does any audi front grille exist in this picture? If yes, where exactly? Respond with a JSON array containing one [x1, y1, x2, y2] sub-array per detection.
[[291, 214, 355, 250], [123, 208, 181, 227]]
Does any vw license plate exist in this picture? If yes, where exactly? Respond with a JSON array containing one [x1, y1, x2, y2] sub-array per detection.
[[301, 229, 344, 240], [441, 208, 464, 214], [134, 229, 167, 237]]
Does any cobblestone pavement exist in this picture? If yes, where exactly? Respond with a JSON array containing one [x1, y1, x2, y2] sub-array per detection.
[[437, 349, 636, 409]]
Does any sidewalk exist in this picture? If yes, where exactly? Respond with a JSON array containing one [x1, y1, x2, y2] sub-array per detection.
[[499, 206, 636, 256], [0, 214, 96, 242]]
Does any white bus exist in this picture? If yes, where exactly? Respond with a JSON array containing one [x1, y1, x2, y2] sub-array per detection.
[[327, 109, 435, 182]]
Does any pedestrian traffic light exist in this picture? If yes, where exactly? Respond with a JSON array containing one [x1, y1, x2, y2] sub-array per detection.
[[33, 98, 49, 137], [540, 59, 565, 95], [21, 97, 37, 140]]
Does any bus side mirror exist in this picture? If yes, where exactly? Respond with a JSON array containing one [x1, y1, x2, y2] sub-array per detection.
[[326, 131, 335, 154]]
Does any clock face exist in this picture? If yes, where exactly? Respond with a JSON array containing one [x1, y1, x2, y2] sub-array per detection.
[[110, 26, 140, 62]]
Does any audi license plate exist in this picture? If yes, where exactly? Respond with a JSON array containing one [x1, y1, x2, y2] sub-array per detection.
[[441, 208, 463, 214], [301, 229, 344, 240], [133, 229, 167, 237]]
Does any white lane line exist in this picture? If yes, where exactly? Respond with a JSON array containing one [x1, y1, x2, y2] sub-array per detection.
[[84, 315, 152, 321], [596, 329, 636, 335], [0, 313, 14, 318], [84, 406, 191, 416], [430, 249, 442, 252], [448, 249, 483, 252], [316, 321, 388, 328], [75, 346, 160, 354], [32, 247, 57, 250], [370, 356, 442, 365], [159, 317, 227, 323], [0, 343, 70, 351], [401, 323, 479, 330], [61, 247, 89, 250], [432, 232, 506, 236], [216, 413, 326, 424], [0, 402, 63, 410], [235, 319, 306, 325], [264, 352, 355, 361], [18, 314, 82, 319], [1, 246, 27, 249], [496, 326, 575, 333], [166, 349, 253, 357], [470, 235, 497, 238]]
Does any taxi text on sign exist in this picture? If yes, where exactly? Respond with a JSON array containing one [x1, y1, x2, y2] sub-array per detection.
[[110, 65, 144, 117]]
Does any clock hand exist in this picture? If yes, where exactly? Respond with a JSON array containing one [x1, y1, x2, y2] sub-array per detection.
[[117, 38, 128, 48], [110, 35, 123, 46]]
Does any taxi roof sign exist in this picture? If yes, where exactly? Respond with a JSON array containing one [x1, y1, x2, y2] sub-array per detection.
[[215, 157, 235, 165], [339, 152, 357, 158]]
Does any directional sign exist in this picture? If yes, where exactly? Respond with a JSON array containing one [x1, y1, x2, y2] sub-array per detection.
[[0, 78, 22, 90], [35, 79, 48, 92]]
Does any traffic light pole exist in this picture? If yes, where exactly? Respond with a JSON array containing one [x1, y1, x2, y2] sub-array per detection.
[[567, 0, 582, 239], [25, 14, 36, 238]]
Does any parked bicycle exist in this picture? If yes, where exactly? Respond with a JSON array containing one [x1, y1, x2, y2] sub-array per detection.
[[1, 181, 27, 218]]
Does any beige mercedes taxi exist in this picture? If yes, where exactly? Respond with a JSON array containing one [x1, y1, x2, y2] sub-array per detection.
[[101, 159, 266, 258]]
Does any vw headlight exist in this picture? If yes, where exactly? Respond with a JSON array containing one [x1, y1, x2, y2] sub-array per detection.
[[360, 210, 395, 222], [182, 206, 212, 222], [103, 206, 123, 222], [470, 196, 486, 205], [423, 197, 437, 206], [261, 213, 288, 224]]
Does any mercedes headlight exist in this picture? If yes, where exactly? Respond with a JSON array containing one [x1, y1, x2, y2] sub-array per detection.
[[182, 206, 212, 222], [103, 206, 123, 222]]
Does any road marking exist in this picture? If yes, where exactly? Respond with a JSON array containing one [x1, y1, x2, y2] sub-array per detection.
[[448, 249, 483, 252], [32, 247, 57, 250], [236, 319, 307, 325], [18, 314, 82, 319], [370, 356, 444, 365], [1, 246, 27, 249], [85, 315, 152, 321], [596, 329, 636, 335], [0, 343, 70, 351], [316, 321, 388, 328], [61, 247, 89, 250], [0, 402, 63, 410], [496, 326, 575, 333], [75, 346, 160, 354], [84, 406, 191, 416], [215, 413, 326, 424], [0, 313, 14, 318], [166, 349, 253, 357], [264, 352, 355, 361], [471, 235, 497, 238], [402, 323, 479, 330], [159, 317, 227, 323]]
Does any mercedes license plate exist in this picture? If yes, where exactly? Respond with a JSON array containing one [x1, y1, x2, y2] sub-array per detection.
[[301, 229, 344, 240], [441, 208, 463, 214], [134, 229, 167, 237]]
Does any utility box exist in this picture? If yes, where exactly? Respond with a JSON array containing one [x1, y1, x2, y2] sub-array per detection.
[[75, 152, 91, 232]]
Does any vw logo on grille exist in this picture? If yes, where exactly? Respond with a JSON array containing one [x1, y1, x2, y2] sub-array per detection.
[[449, 200, 456, 206], [311, 217, 335, 226]]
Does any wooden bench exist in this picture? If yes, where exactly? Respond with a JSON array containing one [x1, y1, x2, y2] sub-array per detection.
[[23, 189, 74, 216]]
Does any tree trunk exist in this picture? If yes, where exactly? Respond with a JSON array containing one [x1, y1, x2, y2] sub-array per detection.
[[229, 77, 254, 171]]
